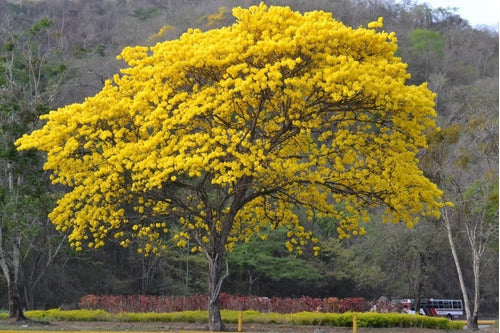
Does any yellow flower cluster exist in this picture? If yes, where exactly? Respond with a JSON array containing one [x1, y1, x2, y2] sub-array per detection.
[[148, 25, 175, 42], [16, 3, 443, 255], [204, 6, 228, 27]]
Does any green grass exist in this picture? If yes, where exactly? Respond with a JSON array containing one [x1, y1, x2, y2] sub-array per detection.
[[456, 319, 498, 326], [17, 309, 464, 330]]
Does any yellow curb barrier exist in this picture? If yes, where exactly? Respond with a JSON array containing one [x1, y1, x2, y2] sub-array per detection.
[[238, 311, 243, 332]]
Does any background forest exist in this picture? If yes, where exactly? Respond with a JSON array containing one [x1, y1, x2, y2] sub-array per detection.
[[0, 0, 498, 319]]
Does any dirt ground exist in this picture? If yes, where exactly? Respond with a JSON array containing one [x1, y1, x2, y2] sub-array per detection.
[[0, 319, 496, 333]]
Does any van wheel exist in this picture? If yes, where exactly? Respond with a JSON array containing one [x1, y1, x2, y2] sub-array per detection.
[[447, 314, 453, 320]]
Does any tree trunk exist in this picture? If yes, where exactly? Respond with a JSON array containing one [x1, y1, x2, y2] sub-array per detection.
[[205, 178, 248, 331], [24, 285, 35, 311], [443, 209, 472, 326], [208, 294, 223, 332], [414, 296, 421, 316], [207, 252, 228, 331], [9, 233, 26, 321], [8, 282, 26, 321], [470, 250, 480, 329], [248, 272, 258, 296]]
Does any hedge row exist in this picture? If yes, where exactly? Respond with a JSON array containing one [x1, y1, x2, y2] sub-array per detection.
[[23, 309, 464, 330], [79, 293, 373, 313]]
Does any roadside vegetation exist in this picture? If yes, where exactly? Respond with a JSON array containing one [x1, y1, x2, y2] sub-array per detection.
[[0, 309, 462, 330]]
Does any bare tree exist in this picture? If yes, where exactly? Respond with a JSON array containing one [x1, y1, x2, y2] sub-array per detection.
[[423, 78, 498, 329], [0, 13, 67, 319]]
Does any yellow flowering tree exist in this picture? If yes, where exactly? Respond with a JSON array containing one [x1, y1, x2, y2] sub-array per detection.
[[17, 4, 444, 330]]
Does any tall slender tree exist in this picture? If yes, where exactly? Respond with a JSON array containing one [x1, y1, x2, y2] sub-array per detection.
[[423, 79, 499, 329]]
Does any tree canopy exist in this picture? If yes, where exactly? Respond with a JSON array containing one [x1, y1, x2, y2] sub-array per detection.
[[17, 4, 443, 254]]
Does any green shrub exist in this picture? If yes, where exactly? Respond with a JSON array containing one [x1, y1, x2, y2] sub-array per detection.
[[20, 309, 462, 330], [114, 311, 208, 323], [171, 311, 208, 323], [26, 309, 110, 321], [289, 312, 325, 325], [115, 312, 169, 322]]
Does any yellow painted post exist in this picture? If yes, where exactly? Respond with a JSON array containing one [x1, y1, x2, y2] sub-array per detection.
[[238, 311, 243, 332], [353, 313, 357, 333]]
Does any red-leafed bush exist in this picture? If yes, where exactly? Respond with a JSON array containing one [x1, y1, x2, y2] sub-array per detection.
[[78, 293, 371, 314], [79, 294, 209, 313]]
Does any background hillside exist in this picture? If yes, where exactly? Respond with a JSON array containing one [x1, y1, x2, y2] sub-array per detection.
[[0, 0, 497, 318]]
